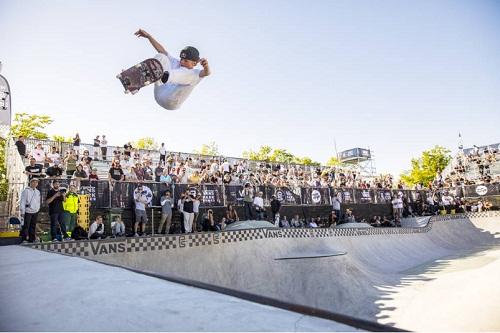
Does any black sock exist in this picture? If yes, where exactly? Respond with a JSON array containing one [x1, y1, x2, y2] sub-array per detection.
[[161, 71, 169, 83]]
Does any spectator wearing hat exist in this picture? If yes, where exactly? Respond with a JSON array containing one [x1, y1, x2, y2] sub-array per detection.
[[19, 178, 41, 243], [29, 143, 45, 168]]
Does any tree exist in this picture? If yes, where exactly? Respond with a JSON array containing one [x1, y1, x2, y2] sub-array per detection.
[[193, 141, 219, 156], [400, 145, 451, 187], [133, 137, 159, 150], [326, 156, 341, 166], [52, 135, 73, 143], [242, 145, 272, 161], [242, 145, 320, 165], [10, 112, 53, 139], [294, 156, 321, 166]]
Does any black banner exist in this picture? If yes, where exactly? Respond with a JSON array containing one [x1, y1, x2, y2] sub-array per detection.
[[462, 184, 499, 197], [301, 187, 331, 205], [354, 188, 375, 204], [172, 183, 224, 207], [265, 186, 302, 206]]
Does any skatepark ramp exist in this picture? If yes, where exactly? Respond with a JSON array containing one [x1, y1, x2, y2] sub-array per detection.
[[27, 211, 500, 331]]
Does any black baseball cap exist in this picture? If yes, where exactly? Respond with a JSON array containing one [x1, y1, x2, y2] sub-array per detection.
[[180, 46, 200, 62]]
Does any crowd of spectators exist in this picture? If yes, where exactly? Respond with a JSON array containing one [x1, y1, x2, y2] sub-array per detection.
[[434, 145, 500, 189]]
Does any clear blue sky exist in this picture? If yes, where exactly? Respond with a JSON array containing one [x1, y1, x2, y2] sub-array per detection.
[[1, 0, 499, 176]]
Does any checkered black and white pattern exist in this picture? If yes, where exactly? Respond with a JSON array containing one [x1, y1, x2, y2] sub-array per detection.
[[127, 236, 177, 252], [24, 210, 498, 257]]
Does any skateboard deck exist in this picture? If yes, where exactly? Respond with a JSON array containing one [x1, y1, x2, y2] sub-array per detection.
[[117, 58, 163, 94]]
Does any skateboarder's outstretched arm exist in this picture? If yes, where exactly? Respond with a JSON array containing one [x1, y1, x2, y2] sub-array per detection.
[[135, 29, 168, 55]]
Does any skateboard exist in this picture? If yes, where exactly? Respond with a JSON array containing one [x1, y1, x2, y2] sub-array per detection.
[[116, 58, 164, 94]]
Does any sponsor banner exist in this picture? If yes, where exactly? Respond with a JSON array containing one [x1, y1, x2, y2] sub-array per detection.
[[173, 183, 224, 207], [375, 190, 393, 204], [265, 186, 302, 206], [354, 188, 375, 204], [301, 187, 331, 205], [462, 184, 499, 197], [339, 188, 355, 204]]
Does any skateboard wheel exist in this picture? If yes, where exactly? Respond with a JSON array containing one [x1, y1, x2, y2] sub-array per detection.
[[124, 90, 129, 94], [131, 90, 138, 95], [144, 80, 150, 85]]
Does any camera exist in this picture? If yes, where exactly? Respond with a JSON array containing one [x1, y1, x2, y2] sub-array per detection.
[[59, 188, 67, 194]]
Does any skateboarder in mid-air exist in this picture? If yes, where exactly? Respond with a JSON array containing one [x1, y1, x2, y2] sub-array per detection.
[[134, 28, 211, 110]]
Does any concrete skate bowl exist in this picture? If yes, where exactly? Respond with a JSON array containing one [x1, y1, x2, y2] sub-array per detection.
[[30, 211, 500, 331]]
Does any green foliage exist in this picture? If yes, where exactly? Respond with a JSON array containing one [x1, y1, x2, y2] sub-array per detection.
[[193, 141, 219, 156], [133, 137, 159, 150], [10, 112, 53, 139], [400, 145, 451, 187], [52, 135, 73, 143], [0, 137, 7, 200], [242, 145, 320, 165], [326, 156, 341, 166]]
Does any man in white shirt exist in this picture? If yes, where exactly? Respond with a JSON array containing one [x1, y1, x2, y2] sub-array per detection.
[[391, 194, 403, 226], [101, 135, 108, 161], [19, 178, 41, 243], [46, 146, 61, 167], [29, 143, 46, 167], [134, 29, 211, 110], [159, 143, 167, 164], [253, 191, 265, 220], [88, 215, 106, 239]]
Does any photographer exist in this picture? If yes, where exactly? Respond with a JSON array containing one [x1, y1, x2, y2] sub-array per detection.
[[157, 190, 174, 234], [46, 180, 70, 241], [242, 183, 254, 220], [133, 184, 149, 236], [19, 178, 41, 243], [88, 215, 106, 239], [182, 194, 195, 233], [202, 209, 216, 232]]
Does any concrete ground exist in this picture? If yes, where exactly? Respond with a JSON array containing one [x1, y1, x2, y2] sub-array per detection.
[[0, 246, 357, 332], [1, 213, 499, 331]]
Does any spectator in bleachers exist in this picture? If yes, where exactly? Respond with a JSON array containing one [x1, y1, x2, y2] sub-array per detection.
[[101, 135, 108, 161], [89, 167, 99, 180], [29, 142, 45, 168], [24, 157, 44, 181], [64, 150, 78, 178], [93, 135, 101, 161], [46, 146, 60, 167], [291, 215, 303, 228], [109, 161, 125, 182], [46, 160, 64, 178], [72, 164, 88, 180], [72, 133, 80, 156], [154, 162, 163, 182], [15, 135, 27, 158]]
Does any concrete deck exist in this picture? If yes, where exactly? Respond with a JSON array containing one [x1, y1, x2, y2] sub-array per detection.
[[0, 246, 357, 332]]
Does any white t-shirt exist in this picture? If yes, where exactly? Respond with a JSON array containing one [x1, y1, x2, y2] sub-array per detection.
[[159, 146, 167, 155], [253, 197, 264, 209], [392, 198, 403, 209], [154, 53, 203, 110], [30, 148, 45, 163], [222, 161, 230, 173], [46, 152, 60, 166]]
